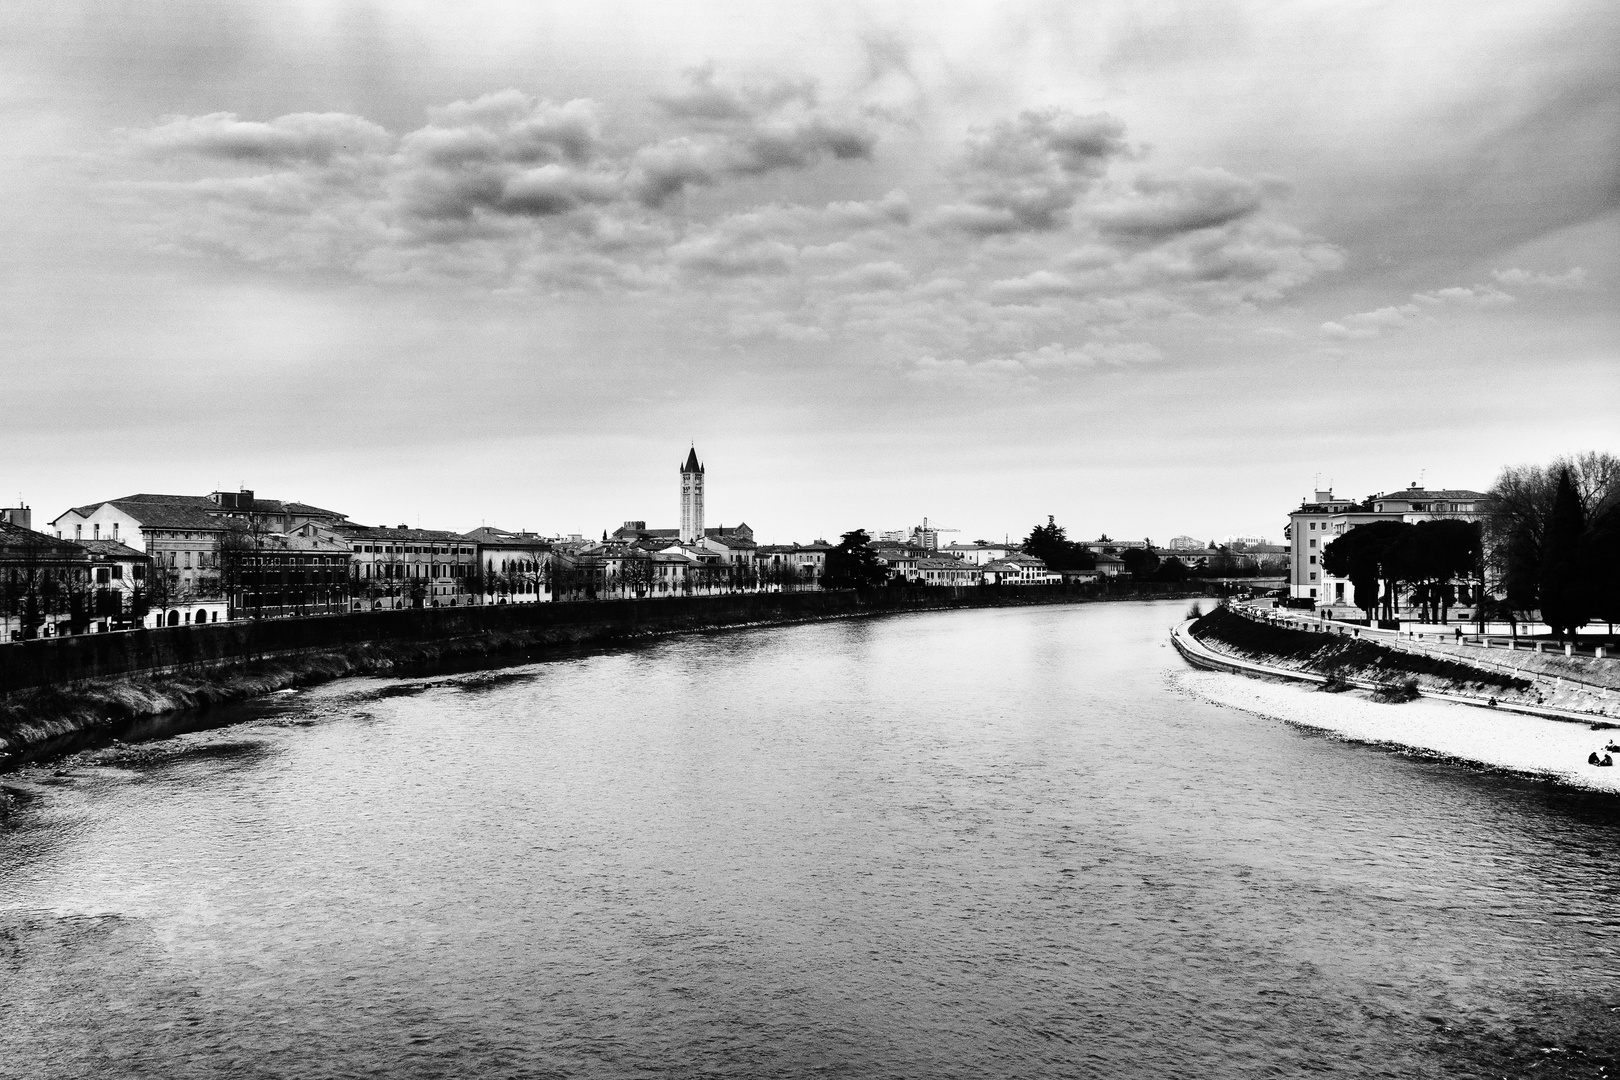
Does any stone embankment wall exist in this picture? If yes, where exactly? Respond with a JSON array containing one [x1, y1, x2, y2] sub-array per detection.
[[2, 585, 1184, 695]]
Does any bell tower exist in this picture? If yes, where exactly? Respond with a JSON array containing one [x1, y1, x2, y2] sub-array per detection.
[[679, 446, 704, 543]]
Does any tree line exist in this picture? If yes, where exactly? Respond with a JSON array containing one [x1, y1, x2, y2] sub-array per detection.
[[1485, 451, 1620, 639]]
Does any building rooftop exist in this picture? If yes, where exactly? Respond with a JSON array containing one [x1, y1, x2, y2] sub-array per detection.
[[1371, 487, 1488, 501], [345, 525, 474, 543], [58, 493, 347, 530], [0, 521, 87, 560], [463, 526, 552, 548], [76, 539, 149, 560]]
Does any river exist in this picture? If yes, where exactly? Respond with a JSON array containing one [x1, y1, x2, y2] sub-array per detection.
[[2, 600, 1616, 1078]]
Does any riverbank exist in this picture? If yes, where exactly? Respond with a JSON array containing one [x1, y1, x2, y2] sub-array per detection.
[[1172, 608, 1620, 792], [1185, 605, 1618, 719], [1, 586, 1210, 769]]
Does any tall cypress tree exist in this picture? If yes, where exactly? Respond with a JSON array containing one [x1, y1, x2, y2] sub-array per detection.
[[1538, 468, 1587, 641]]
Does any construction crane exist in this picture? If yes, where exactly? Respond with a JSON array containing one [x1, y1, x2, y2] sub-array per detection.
[[917, 517, 961, 552]]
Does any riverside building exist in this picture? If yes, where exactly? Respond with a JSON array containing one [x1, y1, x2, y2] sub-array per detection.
[[1286, 484, 1489, 610], [334, 524, 478, 610]]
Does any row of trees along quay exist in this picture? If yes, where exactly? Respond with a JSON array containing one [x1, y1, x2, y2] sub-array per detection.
[[551, 555, 818, 601], [1320, 451, 1620, 643]]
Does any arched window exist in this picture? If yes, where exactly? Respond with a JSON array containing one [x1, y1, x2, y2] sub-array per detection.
[[167, 610, 180, 626]]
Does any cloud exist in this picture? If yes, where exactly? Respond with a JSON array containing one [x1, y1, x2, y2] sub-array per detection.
[[655, 66, 818, 123], [391, 92, 619, 221], [1413, 284, 1513, 307], [728, 310, 830, 342], [1089, 168, 1267, 240], [906, 338, 1160, 383], [1320, 304, 1421, 339], [116, 78, 1345, 381], [627, 120, 876, 208], [669, 231, 797, 277], [416, 91, 602, 165], [1012, 341, 1162, 368], [817, 260, 911, 290], [1323, 277, 1527, 338], [1491, 266, 1589, 290], [928, 108, 1129, 235], [131, 111, 391, 166]]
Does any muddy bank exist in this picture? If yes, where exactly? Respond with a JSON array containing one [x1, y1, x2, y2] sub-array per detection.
[[0, 632, 560, 769]]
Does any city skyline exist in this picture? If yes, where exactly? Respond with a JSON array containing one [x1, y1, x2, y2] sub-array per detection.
[[2, 1, 1614, 543]]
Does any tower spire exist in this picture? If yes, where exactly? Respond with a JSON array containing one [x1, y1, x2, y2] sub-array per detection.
[[680, 445, 705, 542]]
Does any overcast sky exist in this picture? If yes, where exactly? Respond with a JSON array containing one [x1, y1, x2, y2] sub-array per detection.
[[2, 1, 1615, 545]]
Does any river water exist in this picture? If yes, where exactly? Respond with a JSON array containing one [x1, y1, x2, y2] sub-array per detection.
[[2, 600, 1617, 1079]]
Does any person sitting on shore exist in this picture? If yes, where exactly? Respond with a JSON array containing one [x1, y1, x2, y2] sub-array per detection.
[[1591, 752, 1602, 765], [1604, 755, 1615, 767]]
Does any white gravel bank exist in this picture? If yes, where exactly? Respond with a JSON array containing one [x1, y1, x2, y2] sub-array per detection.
[[1171, 666, 1620, 794]]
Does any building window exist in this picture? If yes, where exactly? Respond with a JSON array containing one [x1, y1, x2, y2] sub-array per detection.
[[1308, 555, 1316, 564], [1309, 572, 1317, 581], [1309, 522, 1316, 530], [93, 524, 100, 539], [1308, 538, 1316, 548], [75, 525, 82, 540]]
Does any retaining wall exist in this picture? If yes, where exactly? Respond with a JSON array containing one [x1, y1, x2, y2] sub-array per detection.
[[0, 585, 1162, 694]]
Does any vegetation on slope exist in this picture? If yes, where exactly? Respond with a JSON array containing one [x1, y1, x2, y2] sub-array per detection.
[[1189, 605, 1531, 693]]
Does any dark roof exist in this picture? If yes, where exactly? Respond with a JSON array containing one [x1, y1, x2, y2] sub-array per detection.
[[59, 493, 345, 528], [73, 498, 226, 531], [1372, 488, 1488, 501], [612, 526, 679, 540], [0, 521, 87, 560], [77, 539, 149, 561], [262, 533, 348, 552], [463, 526, 551, 548], [681, 447, 703, 473], [346, 526, 473, 542], [706, 534, 756, 549]]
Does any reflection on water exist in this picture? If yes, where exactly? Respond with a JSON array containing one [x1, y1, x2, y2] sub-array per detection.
[[2, 600, 1617, 1079]]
